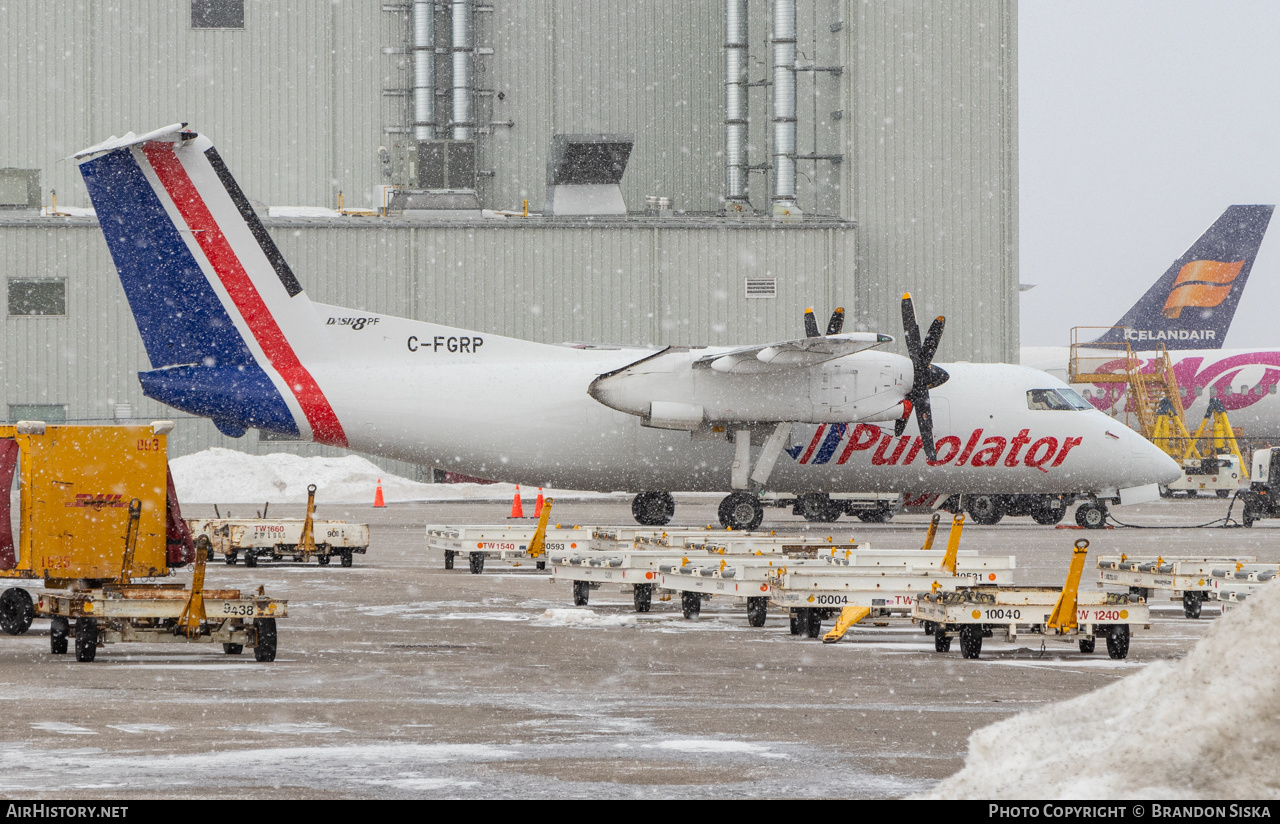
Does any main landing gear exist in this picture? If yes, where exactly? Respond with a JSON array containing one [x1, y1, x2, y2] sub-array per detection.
[[718, 491, 764, 531], [715, 424, 793, 532], [631, 491, 675, 526]]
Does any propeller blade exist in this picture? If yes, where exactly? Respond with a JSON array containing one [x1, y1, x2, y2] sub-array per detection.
[[893, 398, 913, 438], [920, 316, 945, 365], [900, 294, 922, 358], [915, 394, 937, 462], [803, 308, 820, 338], [825, 307, 845, 336]]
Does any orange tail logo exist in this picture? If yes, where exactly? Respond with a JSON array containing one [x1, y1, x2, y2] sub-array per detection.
[[1162, 259, 1245, 318]]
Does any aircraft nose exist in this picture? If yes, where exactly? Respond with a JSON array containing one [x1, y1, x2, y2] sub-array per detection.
[[1134, 432, 1183, 485]]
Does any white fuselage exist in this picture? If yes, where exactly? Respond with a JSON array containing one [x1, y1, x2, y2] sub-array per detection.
[[306, 307, 1179, 494], [1021, 346, 1280, 439]]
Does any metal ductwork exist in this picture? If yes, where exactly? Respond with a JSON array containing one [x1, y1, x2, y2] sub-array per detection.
[[451, 0, 474, 140], [771, 0, 799, 216], [724, 0, 749, 208], [412, 0, 435, 141]]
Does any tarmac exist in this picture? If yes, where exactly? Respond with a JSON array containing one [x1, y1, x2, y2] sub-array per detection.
[[0, 495, 1272, 799]]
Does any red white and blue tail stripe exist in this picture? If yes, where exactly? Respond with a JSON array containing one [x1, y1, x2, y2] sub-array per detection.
[[77, 125, 346, 446]]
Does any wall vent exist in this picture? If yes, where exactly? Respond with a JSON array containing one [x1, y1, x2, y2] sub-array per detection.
[[745, 278, 778, 298]]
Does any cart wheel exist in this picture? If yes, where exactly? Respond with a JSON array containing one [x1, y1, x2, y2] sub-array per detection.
[[633, 583, 652, 613], [340, 549, 353, 568], [1182, 591, 1203, 619], [0, 588, 34, 636], [959, 625, 983, 659], [922, 620, 936, 636], [317, 554, 330, 566], [1105, 625, 1130, 659], [746, 596, 767, 627], [789, 609, 804, 636], [468, 553, 484, 574], [573, 581, 590, 607], [223, 643, 244, 655], [50, 617, 69, 655], [1078, 636, 1096, 654], [680, 591, 701, 619], [934, 625, 952, 652], [226, 551, 237, 565], [536, 561, 546, 571], [253, 618, 278, 662], [444, 550, 455, 570], [74, 618, 98, 662], [245, 553, 257, 568], [805, 609, 823, 639]]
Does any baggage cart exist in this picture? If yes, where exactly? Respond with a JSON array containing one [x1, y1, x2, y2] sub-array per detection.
[[1096, 554, 1257, 618]]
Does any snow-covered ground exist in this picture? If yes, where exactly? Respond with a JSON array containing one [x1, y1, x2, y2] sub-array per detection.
[[169, 447, 625, 504], [921, 579, 1280, 799]]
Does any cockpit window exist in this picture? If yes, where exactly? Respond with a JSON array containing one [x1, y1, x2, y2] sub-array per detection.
[[1027, 388, 1088, 411], [1057, 388, 1093, 410]]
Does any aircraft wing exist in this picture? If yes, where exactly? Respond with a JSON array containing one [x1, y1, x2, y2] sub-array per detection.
[[693, 332, 892, 372]]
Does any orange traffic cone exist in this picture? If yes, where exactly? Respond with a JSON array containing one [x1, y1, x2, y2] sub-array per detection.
[[373, 479, 385, 508], [534, 487, 544, 517], [509, 484, 525, 518]]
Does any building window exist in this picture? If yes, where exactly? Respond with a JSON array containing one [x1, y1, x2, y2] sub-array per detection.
[[8, 404, 67, 424], [192, 0, 244, 29], [7, 279, 65, 316]]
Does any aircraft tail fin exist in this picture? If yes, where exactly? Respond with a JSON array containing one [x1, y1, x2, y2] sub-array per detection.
[[76, 125, 346, 445], [1092, 205, 1273, 350]]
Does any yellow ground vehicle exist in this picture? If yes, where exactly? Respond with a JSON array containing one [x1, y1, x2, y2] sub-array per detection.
[[0, 421, 194, 635]]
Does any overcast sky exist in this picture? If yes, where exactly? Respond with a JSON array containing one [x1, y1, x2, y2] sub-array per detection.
[[1019, 1, 1280, 350]]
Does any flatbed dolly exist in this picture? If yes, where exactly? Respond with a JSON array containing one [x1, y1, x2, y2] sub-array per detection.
[[1204, 563, 1278, 613], [1095, 554, 1257, 618], [35, 510, 287, 662], [192, 485, 369, 567], [914, 540, 1149, 659]]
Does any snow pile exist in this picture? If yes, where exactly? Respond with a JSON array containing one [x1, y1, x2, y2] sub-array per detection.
[[534, 609, 637, 628], [922, 581, 1280, 799], [170, 448, 615, 504]]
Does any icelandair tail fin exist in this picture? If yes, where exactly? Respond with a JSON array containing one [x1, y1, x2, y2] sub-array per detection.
[[1092, 205, 1273, 350], [76, 124, 347, 446]]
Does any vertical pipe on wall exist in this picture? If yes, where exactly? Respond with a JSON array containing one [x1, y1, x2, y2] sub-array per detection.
[[451, 0, 474, 140], [771, 0, 799, 215], [724, 0, 749, 208], [412, 0, 436, 141]]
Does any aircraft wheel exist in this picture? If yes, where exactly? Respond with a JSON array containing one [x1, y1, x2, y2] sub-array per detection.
[[0, 588, 34, 636], [1183, 591, 1203, 619], [719, 492, 763, 531], [1029, 497, 1067, 525], [633, 584, 652, 613], [632, 491, 674, 526], [50, 617, 69, 655], [959, 625, 984, 659], [966, 495, 1004, 526], [799, 493, 840, 523], [1105, 624, 1130, 659], [934, 625, 951, 653], [1075, 501, 1108, 529]]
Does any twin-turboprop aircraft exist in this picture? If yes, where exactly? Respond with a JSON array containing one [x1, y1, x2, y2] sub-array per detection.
[[75, 125, 1179, 529]]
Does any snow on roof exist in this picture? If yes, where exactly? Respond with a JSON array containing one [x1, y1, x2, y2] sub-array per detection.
[[920, 579, 1280, 799]]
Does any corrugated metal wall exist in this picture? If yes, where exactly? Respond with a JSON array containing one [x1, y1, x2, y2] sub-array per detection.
[[844, 1, 1019, 364]]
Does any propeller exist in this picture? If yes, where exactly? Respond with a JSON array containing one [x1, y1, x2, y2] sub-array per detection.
[[803, 306, 844, 338], [895, 293, 949, 461]]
